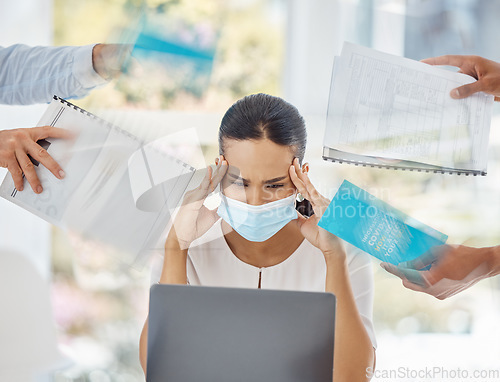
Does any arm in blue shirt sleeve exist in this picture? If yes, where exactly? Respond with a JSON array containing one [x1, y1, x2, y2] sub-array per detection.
[[0, 44, 108, 105]]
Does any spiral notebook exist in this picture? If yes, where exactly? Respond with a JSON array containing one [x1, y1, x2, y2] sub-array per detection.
[[323, 42, 494, 175], [0, 96, 196, 267]]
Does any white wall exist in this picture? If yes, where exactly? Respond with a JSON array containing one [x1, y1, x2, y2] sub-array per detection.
[[0, 0, 54, 280], [283, 0, 407, 119], [283, 0, 342, 118]]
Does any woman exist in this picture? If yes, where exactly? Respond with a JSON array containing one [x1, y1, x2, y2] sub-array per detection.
[[140, 93, 376, 381]]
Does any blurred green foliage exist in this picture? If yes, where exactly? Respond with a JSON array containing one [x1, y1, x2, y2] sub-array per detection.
[[54, 0, 285, 110]]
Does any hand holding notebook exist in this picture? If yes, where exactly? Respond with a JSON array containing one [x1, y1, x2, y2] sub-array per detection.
[[0, 96, 196, 266]]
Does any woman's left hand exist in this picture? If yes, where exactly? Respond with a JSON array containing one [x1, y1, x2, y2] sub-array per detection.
[[289, 158, 345, 259]]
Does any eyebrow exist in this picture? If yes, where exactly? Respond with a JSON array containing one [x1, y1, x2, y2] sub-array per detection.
[[227, 173, 288, 184]]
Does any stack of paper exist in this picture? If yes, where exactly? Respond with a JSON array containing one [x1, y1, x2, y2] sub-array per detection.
[[323, 42, 494, 175]]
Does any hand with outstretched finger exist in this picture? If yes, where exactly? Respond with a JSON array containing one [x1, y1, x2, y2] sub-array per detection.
[[421, 55, 500, 101], [380, 244, 498, 299], [0, 126, 74, 194]]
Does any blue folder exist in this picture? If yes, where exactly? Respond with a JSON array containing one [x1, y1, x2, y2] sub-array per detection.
[[318, 180, 447, 265]]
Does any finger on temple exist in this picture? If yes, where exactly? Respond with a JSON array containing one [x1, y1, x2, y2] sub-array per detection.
[[220, 163, 239, 192], [300, 170, 322, 202], [289, 163, 309, 200], [420, 55, 465, 68], [209, 161, 228, 192], [292, 158, 320, 202]]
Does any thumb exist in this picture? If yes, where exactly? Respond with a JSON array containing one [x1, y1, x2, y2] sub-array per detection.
[[450, 81, 483, 99], [205, 206, 220, 221], [294, 211, 308, 229]]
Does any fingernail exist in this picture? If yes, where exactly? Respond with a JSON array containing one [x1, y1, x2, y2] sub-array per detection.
[[37, 185, 43, 194], [450, 89, 460, 98], [59, 170, 66, 179], [18, 185, 23, 191]]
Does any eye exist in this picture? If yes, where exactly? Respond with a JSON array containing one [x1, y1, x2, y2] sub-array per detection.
[[266, 184, 284, 189], [234, 181, 248, 187]]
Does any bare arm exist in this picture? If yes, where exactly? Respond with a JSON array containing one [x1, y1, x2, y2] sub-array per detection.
[[492, 245, 500, 276], [139, 231, 189, 374], [288, 158, 374, 381], [139, 159, 228, 375], [324, 252, 375, 381], [0, 43, 131, 105]]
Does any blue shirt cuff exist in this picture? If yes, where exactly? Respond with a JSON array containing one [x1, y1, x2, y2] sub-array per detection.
[[72, 44, 108, 89]]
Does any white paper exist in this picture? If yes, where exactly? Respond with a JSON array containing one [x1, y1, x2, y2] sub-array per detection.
[[324, 42, 494, 172]]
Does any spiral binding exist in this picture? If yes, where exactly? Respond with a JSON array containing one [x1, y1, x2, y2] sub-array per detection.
[[52, 95, 196, 172], [322, 155, 485, 176]]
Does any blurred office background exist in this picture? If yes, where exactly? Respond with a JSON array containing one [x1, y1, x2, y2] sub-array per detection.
[[0, 0, 499, 381]]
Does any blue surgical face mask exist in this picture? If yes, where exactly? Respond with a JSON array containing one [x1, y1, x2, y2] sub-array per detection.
[[217, 192, 298, 242]]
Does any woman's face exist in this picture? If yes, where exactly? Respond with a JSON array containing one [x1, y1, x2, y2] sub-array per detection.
[[220, 138, 301, 205]]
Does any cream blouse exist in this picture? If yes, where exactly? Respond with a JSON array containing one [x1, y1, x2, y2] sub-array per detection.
[[153, 218, 377, 348]]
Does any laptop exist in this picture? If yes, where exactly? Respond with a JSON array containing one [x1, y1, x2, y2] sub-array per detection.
[[146, 284, 336, 382]]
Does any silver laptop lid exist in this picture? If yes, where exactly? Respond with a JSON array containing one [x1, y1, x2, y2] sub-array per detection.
[[147, 284, 336, 382]]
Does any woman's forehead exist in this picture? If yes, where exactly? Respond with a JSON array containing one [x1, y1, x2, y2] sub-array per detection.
[[223, 139, 295, 176]]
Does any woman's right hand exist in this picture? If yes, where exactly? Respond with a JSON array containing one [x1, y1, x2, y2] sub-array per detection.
[[169, 155, 228, 249]]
